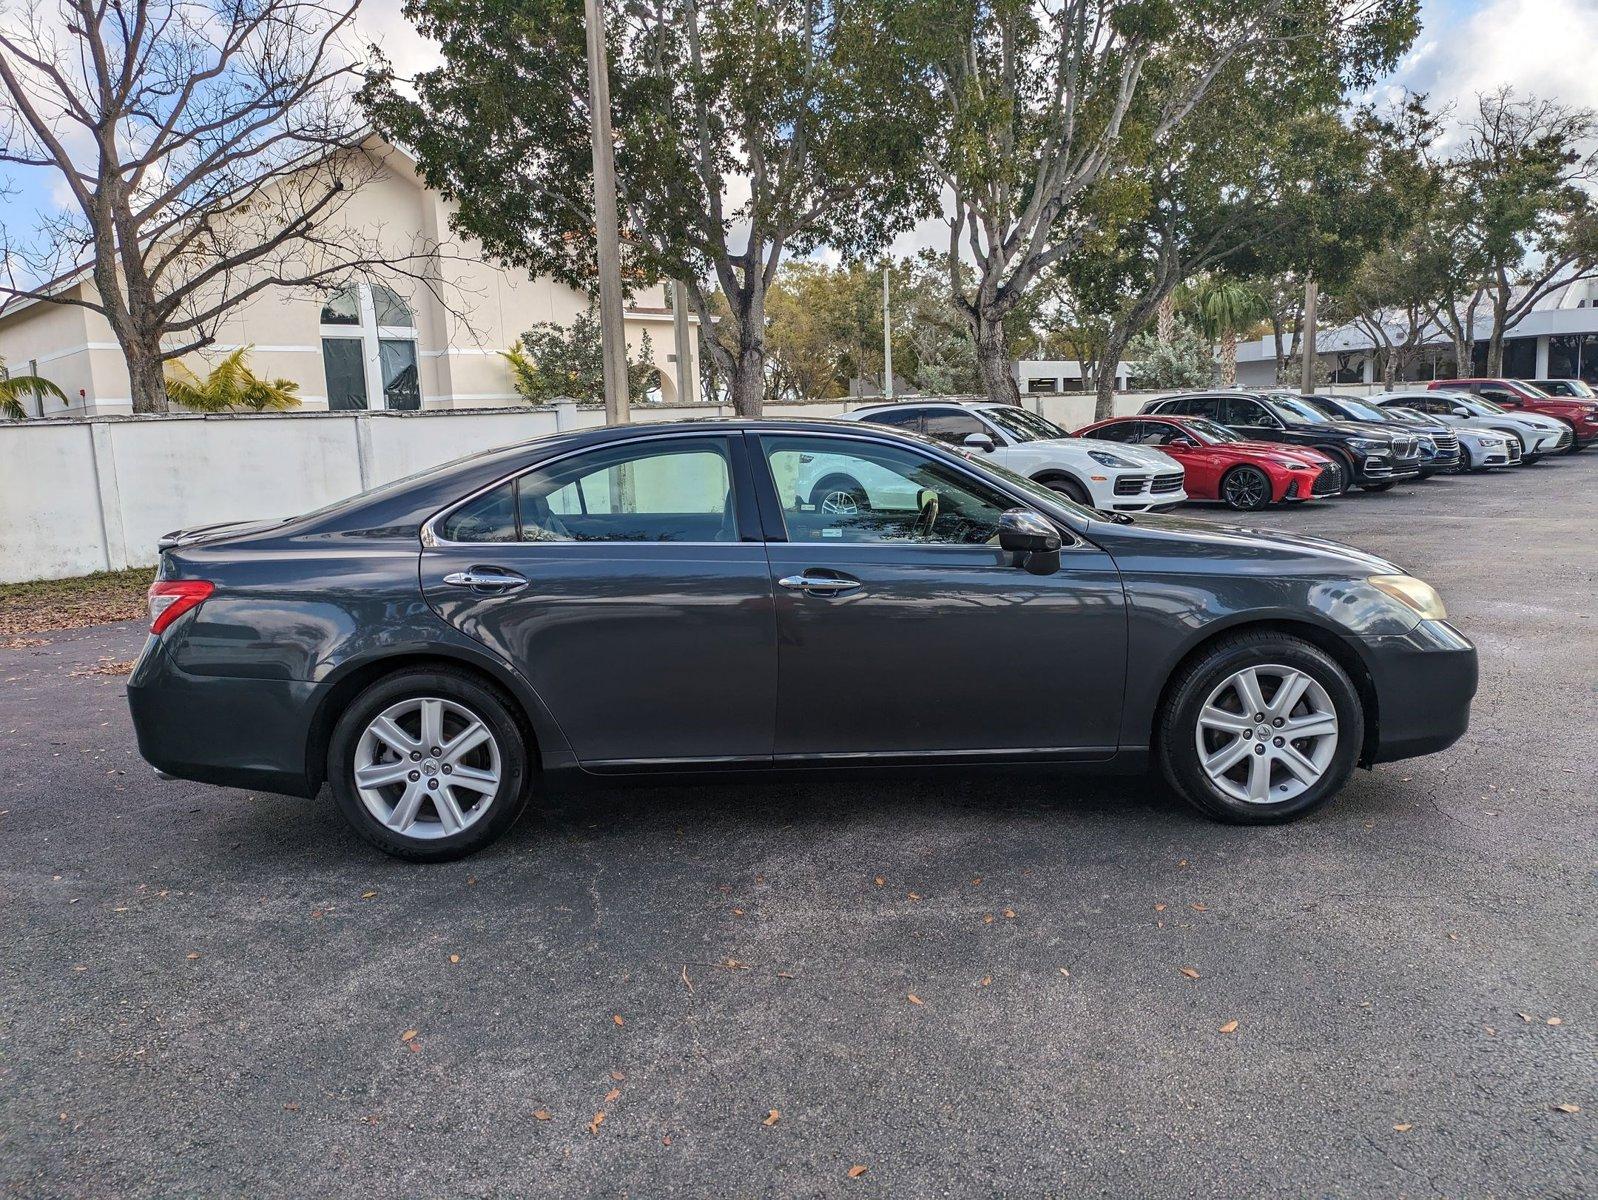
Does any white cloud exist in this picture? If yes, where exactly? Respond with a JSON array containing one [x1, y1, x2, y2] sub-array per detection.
[[353, 0, 442, 77], [1388, 0, 1598, 125]]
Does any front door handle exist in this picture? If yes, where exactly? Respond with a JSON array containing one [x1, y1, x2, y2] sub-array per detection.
[[778, 572, 861, 596], [442, 566, 528, 593]]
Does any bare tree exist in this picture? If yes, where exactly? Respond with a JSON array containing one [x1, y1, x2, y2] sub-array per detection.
[[0, 0, 451, 412]]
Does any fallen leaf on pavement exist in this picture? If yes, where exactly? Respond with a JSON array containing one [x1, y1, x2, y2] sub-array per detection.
[[449, 953, 461, 964], [874, 877, 884, 887], [1179, 967, 1200, 980], [1154, 903, 1167, 912], [848, 1165, 869, 1179], [907, 892, 922, 901], [662, 1134, 672, 1146], [1546, 1017, 1563, 1026], [1553, 1104, 1580, 1114], [401, 1029, 418, 1042], [533, 1110, 552, 1121], [1003, 909, 1015, 919], [360, 890, 377, 900], [186, 952, 202, 960], [605, 1088, 621, 1103], [1518, 1013, 1534, 1022], [907, 993, 924, 1006], [762, 1110, 780, 1127], [1059, 968, 1070, 977], [722, 958, 750, 970], [1393, 1124, 1412, 1133], [283, 1102, 299, 1112], [613, 1014, 625, 1026], [983, 914, 994, 924], [587, 1111, 605, 1134], [979, 976, 992, 987], [1189, 903, 1207, 912], [1219, 1020, 1239, 1034], [611, 1071, 626, 1081]]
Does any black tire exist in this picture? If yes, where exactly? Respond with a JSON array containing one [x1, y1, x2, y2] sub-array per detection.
[[1039, 474, 1092, 506], [1361, 481, 1396, 492], [1458, 442, 1475, 472], [809, 476, 870, 515], [1157, 631, 1364, 825], [1220, 465, 1272, 511], [328, 667, 532, 861]]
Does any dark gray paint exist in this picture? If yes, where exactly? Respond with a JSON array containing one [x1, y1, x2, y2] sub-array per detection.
[[127, 418, 1477, 798]]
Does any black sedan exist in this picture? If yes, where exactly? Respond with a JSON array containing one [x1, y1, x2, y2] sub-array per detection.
[[1141, 392, 1425, 491], [128, 419, 1477, 860]]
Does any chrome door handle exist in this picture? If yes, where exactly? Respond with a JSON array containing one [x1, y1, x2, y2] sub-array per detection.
[[442, 567, 528, 593], [778, 573, 860, 595]]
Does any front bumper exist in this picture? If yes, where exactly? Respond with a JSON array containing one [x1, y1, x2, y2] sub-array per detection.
[[1362, 620, 1478, 764]]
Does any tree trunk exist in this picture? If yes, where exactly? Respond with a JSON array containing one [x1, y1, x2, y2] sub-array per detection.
[[1094, 325, 1133, 421], [1450, 335, 1471, 380], [727, 342, 766, 417], [123, 338, 170, 413], [1156, 293, 1175, 344], [972, 310, 1018, 405], [1486, 331, 1505, 378], [1219, 329, 1238, 387]]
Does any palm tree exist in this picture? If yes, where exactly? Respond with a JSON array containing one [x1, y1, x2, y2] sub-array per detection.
[[0, 359, 68, 419], [1187, 277, 1268, 387], [165, 347, 301, 412]]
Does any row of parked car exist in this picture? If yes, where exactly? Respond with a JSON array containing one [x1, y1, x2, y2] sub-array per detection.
[[838, 378, 1598, 512]]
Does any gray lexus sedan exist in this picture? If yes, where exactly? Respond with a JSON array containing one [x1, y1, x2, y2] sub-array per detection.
[[128, 419, 1477, 861]]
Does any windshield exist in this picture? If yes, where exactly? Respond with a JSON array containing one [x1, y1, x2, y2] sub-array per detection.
[[1335, 399, 1392, 423], [1268, 396, 1332, 424], [1182, 417, 1243, 443], [1388, 407, 1427, 421], [981, 405, 1069, 443]]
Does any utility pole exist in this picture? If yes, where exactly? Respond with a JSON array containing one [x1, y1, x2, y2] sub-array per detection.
[[1300, 279, 1319, 395], [672, 279, 696, 406], [583, 0, 629, 424], [881, 266, 894, 401]]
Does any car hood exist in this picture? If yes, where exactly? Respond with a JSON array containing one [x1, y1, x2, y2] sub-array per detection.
[[1283, 419, 1397, 442], [1066, 437, 1180, 469], [1515, 412, 1571, 431], [1087, 509, 1401, 576]]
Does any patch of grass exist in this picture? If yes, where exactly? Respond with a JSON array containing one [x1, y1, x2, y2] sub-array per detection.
[[0, 566, 153, 636]]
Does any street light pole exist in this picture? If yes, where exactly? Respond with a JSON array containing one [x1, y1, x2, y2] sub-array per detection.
[[882, 266, 894, 401], [583, 0, 629, 424], [1300, 279, 1318, 395]]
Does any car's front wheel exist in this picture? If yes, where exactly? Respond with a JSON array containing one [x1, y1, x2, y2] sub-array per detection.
[[328, 668, 531, 861], [1038, 474, 1092, 506], [1157, 632, 1363, 824], [1221, 465, 1272, 511]]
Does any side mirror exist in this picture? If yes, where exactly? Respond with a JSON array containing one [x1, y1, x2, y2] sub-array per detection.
[[999, 509, 1062, 575], [1452, 407, 1470, 417], [963, 432, 996, 453], [1171, 435, 1198, 448]]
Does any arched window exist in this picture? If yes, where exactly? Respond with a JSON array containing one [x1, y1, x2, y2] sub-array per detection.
[[319, 282, 421, 411]]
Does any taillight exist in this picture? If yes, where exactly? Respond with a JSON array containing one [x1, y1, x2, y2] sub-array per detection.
[[148, 580, 214, 634]]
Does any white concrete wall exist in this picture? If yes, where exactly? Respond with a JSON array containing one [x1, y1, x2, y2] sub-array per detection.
[[0, 392, 1160, 585]]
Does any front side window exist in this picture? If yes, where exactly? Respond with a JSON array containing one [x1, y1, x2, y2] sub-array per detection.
[[763, 435, 1016, 546], [1225, 397, 1275, 427], [438, 438, 738, 544], [922, 410, 992, 446]]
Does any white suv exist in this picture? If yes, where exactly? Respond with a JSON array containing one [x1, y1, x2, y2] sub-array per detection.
[[839, 401, 1187, 512]]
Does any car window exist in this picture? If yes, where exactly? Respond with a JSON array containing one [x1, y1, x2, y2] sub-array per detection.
[[1267, 396, 1332, 424], [860, 407, 923, 432], [1182, 417, 1240, 443], [762, 435, 1015, 546], [982, 405, 1068, 442], [438, 437, 739, 543], [1089, 421, 1137, 443], [1136, 422, 1189, 446], [921, 410, 992, 447], [1181, 396, 1223, 421], [1223, 396, 1274, 427]]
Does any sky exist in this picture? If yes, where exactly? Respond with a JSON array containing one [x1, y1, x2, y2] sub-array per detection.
[[3, 0, 1597, 257]]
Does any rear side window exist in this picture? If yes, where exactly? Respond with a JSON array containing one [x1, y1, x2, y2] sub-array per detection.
[[437, 437, 740, 543], [1089, 422, 1137, 443], [861, 408, 923, 432]]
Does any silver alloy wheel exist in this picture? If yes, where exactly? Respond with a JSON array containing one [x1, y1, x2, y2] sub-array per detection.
[[819, 489, 861, 516], [354, 697, 502, 840], [1193, 664, 1338, 805]]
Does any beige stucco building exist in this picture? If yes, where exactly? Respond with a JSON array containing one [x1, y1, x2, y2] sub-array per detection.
[[0, 141, 696, 417]]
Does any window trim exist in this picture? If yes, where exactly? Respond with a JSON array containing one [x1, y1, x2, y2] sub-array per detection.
[[422, 430, 760, 548], [319, 282, 420, 411]]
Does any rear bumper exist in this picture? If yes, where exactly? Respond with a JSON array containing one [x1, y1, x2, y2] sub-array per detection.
[[1362, 621, 1478, 764], [127, 635, 318, 797]]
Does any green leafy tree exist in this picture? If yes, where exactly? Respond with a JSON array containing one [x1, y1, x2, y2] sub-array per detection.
[[364, 0, 936, 417], [0, 358, 68, 419], [164, 348, 301, 412], [1429, 89, 1598, 378], [1185, 276, 1267, 386], [1127, 322, 1213, 390], [915, 0, 1418, 406], [502, 307, 658, 404]]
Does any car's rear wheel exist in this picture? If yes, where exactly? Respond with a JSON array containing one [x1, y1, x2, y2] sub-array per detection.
[[1221, 465, 1272, 511], [1157, 632, 1363, 824], [328, 668, 531, 861]]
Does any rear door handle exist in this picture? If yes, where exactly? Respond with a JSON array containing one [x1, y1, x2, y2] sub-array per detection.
[[778, 572, 861, 595], [442, 566, 528, 593]]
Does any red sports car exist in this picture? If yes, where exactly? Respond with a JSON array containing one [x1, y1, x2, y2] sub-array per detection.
[[1075, 414, 1341, 510]]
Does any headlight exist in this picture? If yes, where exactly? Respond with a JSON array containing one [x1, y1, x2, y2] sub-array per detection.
[[1369, 575, 1447, 621], [1273, 459, 1309, 469], [1087, 450, 1135, 468], [1349, 438, 1385, 454]]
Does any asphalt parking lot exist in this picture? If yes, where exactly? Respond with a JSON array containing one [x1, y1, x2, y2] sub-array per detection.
[[2, 453, 1594, 1199]]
